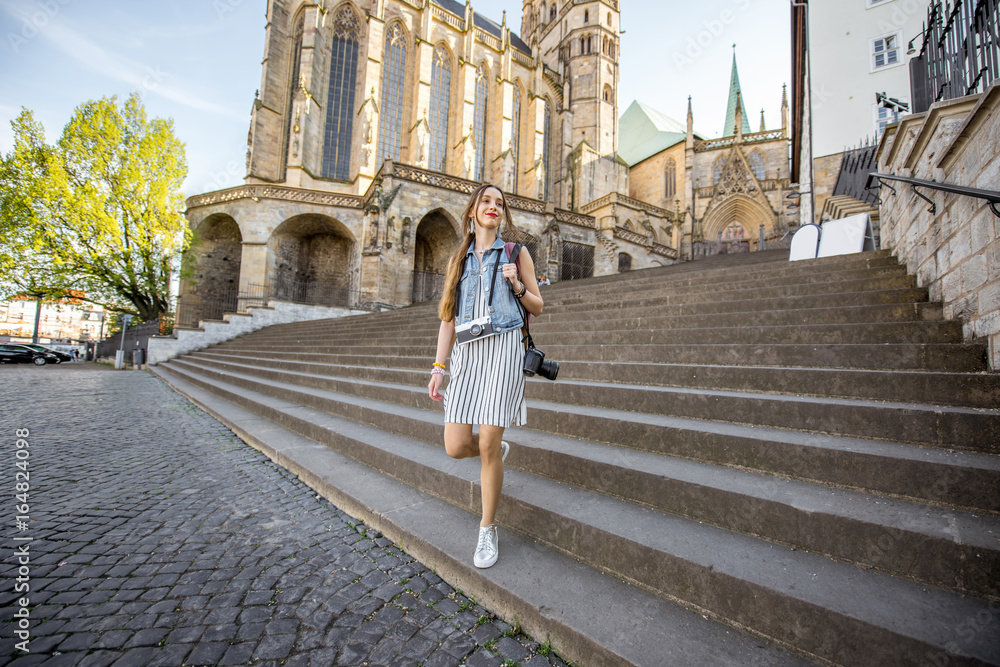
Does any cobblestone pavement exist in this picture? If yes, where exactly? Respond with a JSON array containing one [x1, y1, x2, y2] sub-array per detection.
[[0, 365, 570, 667]]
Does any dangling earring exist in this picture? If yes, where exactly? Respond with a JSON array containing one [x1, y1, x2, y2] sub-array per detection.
[[469, 219, 475, 235]]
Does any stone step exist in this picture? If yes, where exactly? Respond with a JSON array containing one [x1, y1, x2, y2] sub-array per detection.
[[180, 352, 1000, 514], [147, 365, 813, 667], [553, 269, 916, 305], [534, 251, 901, 294], [239, 319, 963, 347], [153, 361, 1000, 667], [212, 339, 990, 372], [245, 303, 947, 348], [191, 350, 1000, 409], [244, 289, 937, 343]]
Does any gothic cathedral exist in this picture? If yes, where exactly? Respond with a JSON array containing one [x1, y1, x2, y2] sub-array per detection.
[[181, 0, 792, 319]]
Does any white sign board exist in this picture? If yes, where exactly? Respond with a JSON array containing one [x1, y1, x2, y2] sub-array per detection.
[[788, 224, 821, 261], [817, 213, 876, 258]]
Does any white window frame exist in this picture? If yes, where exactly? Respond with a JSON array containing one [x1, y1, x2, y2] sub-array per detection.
[[870, 31, 903, 72]]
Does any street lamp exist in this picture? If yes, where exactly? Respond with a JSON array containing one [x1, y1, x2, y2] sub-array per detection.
[[791, 0, 816, 227]]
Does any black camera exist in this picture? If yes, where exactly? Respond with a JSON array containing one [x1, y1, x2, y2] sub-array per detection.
[[524, 346, 558, 381]]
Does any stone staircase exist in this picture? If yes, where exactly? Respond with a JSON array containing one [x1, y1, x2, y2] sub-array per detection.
[[150, 249, 1000, 667]]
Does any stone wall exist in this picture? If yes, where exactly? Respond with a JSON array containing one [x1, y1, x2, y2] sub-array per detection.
[[876, 82, 1000, 369], [812, 152, 845, 224]]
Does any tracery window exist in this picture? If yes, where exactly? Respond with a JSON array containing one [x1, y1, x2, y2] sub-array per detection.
[[665, 157, 676, 199], [428, 45, 452, 172], [747, 151, 766, 181], [377, 24, 407, 167], [713, 155, 727, 185], [283, 16, 305, 166], [321, 8, 361, 180], [511, 85, 522, 193], [473, 64, 489, 181]]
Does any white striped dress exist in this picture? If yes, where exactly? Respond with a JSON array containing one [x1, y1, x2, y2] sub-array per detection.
[[443, 264, 527, 428]]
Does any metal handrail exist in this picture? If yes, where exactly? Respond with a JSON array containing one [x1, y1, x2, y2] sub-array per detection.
[[866, 172, 1000, 218]]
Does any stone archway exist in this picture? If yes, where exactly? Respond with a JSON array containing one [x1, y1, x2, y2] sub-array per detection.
[[412, 209, 459, 303], [701, 194, 775, 253], [179, 213, 243, 326], [267, 214, 357, 306]]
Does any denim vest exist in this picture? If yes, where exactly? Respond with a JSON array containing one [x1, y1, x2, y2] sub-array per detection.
[[455, 237, 525, 334]]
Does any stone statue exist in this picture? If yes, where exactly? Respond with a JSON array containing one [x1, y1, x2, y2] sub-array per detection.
[[503, 142, 515, 192], [415, 112, 429, 168]]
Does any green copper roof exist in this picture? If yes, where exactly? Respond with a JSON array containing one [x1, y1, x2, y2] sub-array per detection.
[[618, 100, 691, 167], [723, 52, 752, 137]]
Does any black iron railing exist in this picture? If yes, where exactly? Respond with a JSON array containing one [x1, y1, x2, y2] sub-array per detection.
[[833, 144, 881, 208], [866, 172, 1000, 217], [910, 0, 999, 113]]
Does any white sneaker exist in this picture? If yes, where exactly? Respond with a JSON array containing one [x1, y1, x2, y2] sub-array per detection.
[[500, 441, 510, 462], [474, 524, 499, 568]]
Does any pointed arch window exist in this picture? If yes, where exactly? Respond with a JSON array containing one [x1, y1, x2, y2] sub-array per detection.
[[550, 5, 556, 21], [511, 86, 522, 193], [748, 151, 766, 181], [322, 8, 361, 180], [377, 24, 407, 167], [283, 16, 305, 167], [473, 65, 489, 181], [428, 46, 452, 172], [542, 98, 552, 201], [584, 9, 589, 23], [665, 157, 676, 199], [713, 155, 727, 185]]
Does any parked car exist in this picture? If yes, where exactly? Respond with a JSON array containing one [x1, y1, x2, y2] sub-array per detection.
[[14, 343, 74, 363], [0, 344, 59, 365]]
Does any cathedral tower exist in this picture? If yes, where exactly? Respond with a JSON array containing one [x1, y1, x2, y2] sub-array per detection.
[[524, 0, 626, 209]]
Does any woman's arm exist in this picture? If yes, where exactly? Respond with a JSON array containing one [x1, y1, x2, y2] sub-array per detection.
[[428, 318, 456, 401], [506, 247, 543, 317]]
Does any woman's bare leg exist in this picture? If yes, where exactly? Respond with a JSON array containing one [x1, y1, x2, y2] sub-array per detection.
[[477, 425, 505, 527], [444, 423, 478, 459], [443, 423, 506, 528]]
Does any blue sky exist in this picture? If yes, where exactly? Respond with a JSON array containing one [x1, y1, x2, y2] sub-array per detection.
[[0, 0, 790, 196]]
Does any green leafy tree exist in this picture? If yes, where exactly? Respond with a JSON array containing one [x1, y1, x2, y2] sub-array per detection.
[[0, 93, 189, 322]]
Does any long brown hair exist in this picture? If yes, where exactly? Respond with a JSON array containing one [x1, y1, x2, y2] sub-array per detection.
[[437, 183, 516, 321]]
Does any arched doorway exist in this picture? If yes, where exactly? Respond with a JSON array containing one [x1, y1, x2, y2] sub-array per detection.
[[412, 210, 459, 303], [701, 194, 775, 254], [179, 214, 243, 326], [267, 214, 356, 307]]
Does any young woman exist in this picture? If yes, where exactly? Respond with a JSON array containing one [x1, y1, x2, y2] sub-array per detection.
[[427, 184, 543, 568]]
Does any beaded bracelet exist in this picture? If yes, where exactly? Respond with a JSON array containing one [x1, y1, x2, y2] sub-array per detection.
[[432, 362, 446, 370], [431, 368, 445, 376]]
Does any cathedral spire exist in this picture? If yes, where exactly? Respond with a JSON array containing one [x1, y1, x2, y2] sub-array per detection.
[[686, 95, 694, 148], [723, 46, 752, 137]]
